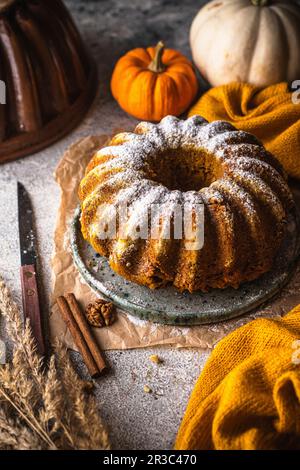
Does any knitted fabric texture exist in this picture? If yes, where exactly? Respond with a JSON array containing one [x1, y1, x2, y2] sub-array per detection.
[[188, 82, 300, 180], [175, 304, 300, 450]]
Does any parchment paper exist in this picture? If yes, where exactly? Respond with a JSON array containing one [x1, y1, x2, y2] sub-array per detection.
[[50, 135, 300, 351]]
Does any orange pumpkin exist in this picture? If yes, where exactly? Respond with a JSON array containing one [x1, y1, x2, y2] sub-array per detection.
[[111, 41, 198, 121]]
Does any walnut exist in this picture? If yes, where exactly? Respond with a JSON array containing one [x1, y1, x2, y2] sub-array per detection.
[[85, 298, 116, 328]]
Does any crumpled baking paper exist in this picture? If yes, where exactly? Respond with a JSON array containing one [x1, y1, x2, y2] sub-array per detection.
[[50, 135, 300, 351]]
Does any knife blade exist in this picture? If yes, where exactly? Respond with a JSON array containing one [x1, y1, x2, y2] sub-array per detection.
[[17, 182, 45, 356]]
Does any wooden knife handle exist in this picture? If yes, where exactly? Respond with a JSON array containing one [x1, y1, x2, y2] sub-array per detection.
[[20, 264, 45, 356]]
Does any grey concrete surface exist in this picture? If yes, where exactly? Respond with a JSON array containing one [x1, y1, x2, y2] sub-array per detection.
[[0, 0, 211, 450]]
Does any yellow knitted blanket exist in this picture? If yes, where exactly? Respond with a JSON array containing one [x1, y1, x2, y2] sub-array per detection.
[[188, 82, 300, 180], [175, 305, 300, 450]]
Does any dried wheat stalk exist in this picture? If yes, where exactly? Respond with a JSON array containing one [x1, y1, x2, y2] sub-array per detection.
[[0, 277, 110, 450]]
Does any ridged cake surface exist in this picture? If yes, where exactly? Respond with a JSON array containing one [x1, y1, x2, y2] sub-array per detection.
[[79, 115, 295, 293]]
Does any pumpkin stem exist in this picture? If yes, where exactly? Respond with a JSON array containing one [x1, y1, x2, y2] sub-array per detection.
[[148, 41, 166, 73], [251, 0, 269, 5]]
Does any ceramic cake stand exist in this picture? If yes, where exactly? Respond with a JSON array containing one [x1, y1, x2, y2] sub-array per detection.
[[70, 206, 300, 325]]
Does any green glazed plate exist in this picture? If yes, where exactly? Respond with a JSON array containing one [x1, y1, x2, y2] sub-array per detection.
[[70, 206, 299, 325]]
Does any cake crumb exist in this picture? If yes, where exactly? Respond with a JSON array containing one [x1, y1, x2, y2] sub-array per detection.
[[149, 354, 162, 364], [143, 385, 152, 394]]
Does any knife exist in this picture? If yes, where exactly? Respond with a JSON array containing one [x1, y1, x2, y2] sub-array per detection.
[[17, 182, 45, 356]]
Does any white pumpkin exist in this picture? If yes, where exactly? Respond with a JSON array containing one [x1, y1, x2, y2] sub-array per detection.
[[190, 0, 300, 87]]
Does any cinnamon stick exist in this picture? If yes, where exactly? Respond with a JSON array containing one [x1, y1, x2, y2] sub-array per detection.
[[56, 296, 100, 378], [65, 293, 107, 373]]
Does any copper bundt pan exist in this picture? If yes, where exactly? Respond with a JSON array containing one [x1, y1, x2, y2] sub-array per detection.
[[0, 0, 97, 163]]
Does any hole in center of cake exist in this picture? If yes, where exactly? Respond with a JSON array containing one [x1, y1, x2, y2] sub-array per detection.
[[148, 148, 221, 191]]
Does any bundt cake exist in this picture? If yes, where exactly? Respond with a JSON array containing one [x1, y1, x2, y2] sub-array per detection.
[[78, 115, 295, 293], [0, 0, 97, 164]]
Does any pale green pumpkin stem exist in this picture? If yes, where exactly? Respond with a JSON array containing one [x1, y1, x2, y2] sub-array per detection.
[[148, 41, 166, 73], [251, 0, 269, 6]]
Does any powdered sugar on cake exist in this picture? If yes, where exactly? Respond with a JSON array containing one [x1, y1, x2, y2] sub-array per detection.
[[79, 115, 295, 292]]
